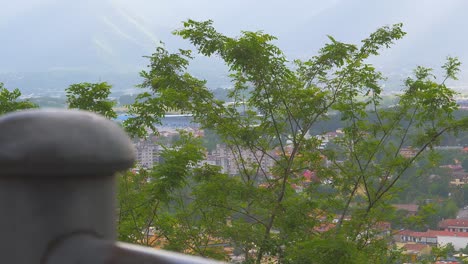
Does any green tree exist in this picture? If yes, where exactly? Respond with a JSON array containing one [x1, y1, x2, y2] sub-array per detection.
[[0, 82, 38, 114], [121, 20, 468, 263], [65, 82, 117, 119], [402, 200, 458, 231], [460, 243, 468, 254], [117, 168, 157, 246], [432, 243, 455, 260], [117, 132, 231, 258], [441, 198, 459, 218], [404, 203, 438, 231], [284, 238, 365, 264]]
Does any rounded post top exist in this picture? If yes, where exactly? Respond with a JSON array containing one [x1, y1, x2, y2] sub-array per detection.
[[0, 109, 135, 177]]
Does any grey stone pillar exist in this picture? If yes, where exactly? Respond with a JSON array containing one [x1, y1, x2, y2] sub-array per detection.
[[0, 109, 222, 264]]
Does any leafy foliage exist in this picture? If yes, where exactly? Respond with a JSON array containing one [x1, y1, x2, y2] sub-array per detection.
[[120, 20, 468, 263], [285, 237, 365, 264], [0, 82, 38, 114], [65, 82, 117, 119]]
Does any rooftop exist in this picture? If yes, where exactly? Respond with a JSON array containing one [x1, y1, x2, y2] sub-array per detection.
[[397, 229, 468, 238], [392, 203, 419, 213], [439, 219, 468, 229]]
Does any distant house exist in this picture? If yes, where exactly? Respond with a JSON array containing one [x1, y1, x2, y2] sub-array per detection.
[[205, 144, 276, 176], [439, 219, 468, 232], [395, 229, 468, 250], [392, 203, 419, 216], [441, 164, 468, 186], [441, 164, 464, 171], [436, 231, 468, 250], [450, 178, 467, 186], [401, 243, 432, 253], [435, 261, 460, 264], [315, 129, 344, 149], [400, 243, 432, 263], [399, 147, 418, 158], [395, 230, 437, 245], [134, 139, 160, 169], [314, 222, 336, 233]]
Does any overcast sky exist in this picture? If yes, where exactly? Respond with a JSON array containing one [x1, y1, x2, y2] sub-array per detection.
[[2, 0, 460, 32], [1, 0, 468, 84]]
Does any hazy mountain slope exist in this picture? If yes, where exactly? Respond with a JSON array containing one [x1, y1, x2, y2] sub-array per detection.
[[1, 0, 468, 94], [0, 0, 164, 73], [284, 0, 468, 73]]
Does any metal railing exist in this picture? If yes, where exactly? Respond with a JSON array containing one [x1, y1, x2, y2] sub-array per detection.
[[0, 109, 223, 264]]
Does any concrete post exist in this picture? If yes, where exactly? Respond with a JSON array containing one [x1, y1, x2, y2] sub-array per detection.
[[0, 109, 222, 264]]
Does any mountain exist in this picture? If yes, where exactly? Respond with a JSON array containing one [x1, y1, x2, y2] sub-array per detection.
[[282, 0, 468, 82], [1, 0, 468, 95], [0, 0, 168, 73]]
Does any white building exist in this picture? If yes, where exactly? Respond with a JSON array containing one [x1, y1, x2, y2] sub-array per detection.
[[134, 139, 159, 169], [205, 144, 276, 176], [437, 232, 468, 250], [396, 229, 468, 250]]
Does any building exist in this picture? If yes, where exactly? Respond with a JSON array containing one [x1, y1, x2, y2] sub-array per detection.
[[442, 165, 468, 186], [439, 219, 468, 232], [437, 231, 468, 250], [399, 147, 418, 158], [315, 130, 344, 149], [205, 144, 239, 175], [395, 229, 468, 250], [399, 243, 432, 263], [205, 144, 276, 176], [396, 230, 437, 245], [450, 178, 467, 186], [392, 203, 419, 216], [134, 139, 159, 169]]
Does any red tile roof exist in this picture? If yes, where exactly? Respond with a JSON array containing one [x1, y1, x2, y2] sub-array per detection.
[[402, 243, 430, 252], [314, 223, 336, 233], [398, 229, 468, 238], [431, 230, 468, 237], [439, 219, 468, 229], [375, 221, 391, 230], [410, 231, 438, 238], [393, 204, 419, 213]]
